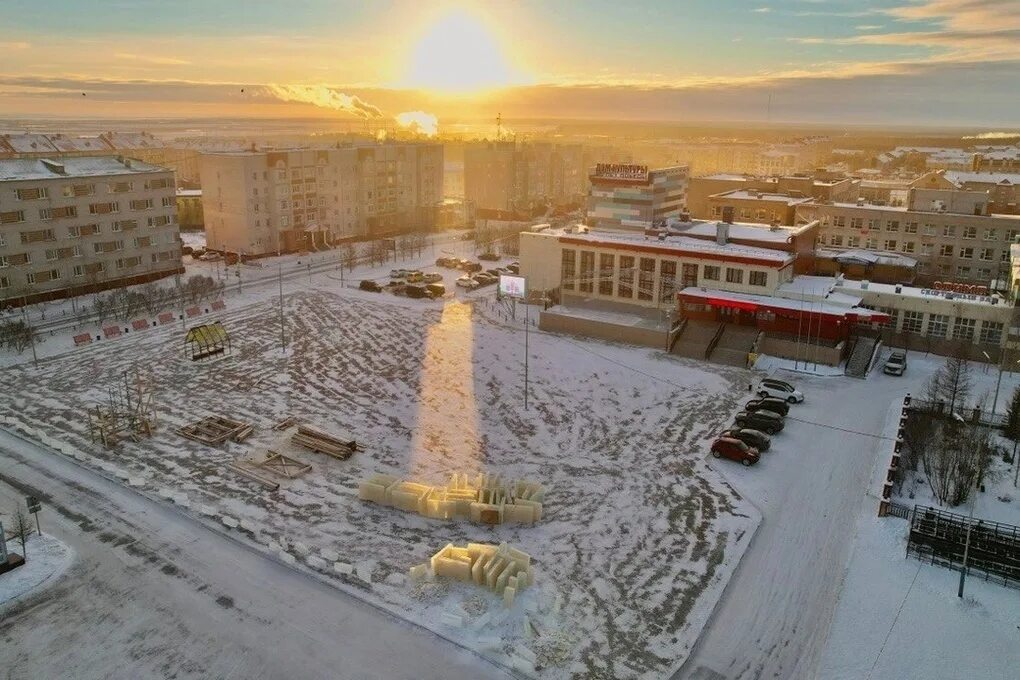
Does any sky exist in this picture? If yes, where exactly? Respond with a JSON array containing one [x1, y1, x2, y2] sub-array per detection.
[[1, 0, 1019, 128]]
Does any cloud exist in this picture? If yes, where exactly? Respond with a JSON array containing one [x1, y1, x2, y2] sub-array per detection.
[[752, 7, 772, 13], [0, 41, 30, 50], [114, 52, 191, 66]]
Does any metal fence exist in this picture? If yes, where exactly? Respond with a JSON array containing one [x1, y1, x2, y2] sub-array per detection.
[[907, 505, 1020, 589], [905, 398, 1007, 429]]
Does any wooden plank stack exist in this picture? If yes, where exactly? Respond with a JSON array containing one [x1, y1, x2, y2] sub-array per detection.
[[291, 425, 363, 460], [177, 415, 253, 446]]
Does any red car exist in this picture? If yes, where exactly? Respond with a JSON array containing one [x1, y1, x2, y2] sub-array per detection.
[[710, 437, 760, 466]]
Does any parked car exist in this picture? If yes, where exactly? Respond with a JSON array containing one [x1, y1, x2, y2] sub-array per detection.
[[456, 275, 480, 289], [436, 257, 456, 268], [506, 263, 520, 274], [734, 410, 784, 434], [358, 280, 383, 292], [425, 283, 446, 297], [405, 284, 433, 299], [884, 350, 907, 376], [405, 271, 424, 283], [473, 273, 496, 286], [719, 427, 771, 452], [710, 437, 760, 466], [390, 268, 409, 279], [485, 268, 502, 277], [744, 397, 790, 417], [423, 272, 443, 283], [199, 251, 221, 261], [463, 262, 483, 273], [479, 252, 500, 261], [755, 378, 804, 403]]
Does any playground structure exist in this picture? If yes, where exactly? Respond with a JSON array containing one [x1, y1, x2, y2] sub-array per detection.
[[86, 368, 158, 447], [184, 322, 231, 361], [359, 472, 545, 525]]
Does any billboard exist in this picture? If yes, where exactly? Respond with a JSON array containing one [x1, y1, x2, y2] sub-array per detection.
[[499, 274, 527, 299]]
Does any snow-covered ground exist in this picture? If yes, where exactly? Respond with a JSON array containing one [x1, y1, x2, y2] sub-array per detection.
[[819, 382, 1020, 680], [0, 266, 759, 678], [0, 532, 75, 607]]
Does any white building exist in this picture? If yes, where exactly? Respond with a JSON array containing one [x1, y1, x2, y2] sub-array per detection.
[[0, 156, 181, 305], [201, 143, 443, 255]]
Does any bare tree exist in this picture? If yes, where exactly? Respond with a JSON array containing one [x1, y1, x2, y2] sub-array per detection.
[[10, 505, 33, 560], [926, 347, 972, 413], [92, 293, 116, 327], [340, 242, 357, 273]]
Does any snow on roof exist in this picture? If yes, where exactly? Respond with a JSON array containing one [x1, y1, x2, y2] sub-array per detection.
[[698, 173, 754, 181], [665, 218, 811, 243], [176, 189, 202, 197], [679, 286, 886, 319], [0, 156, 169, 181], [555, 227, 794, 265], [834, 279, 1006, 307], [945, 170, 1020, 186], [100, 131, 164, 150], [713, 189, 812, 204], [815, 248, 918, 268], [45, 134, 113, 153], [1, 133, 59, 154]]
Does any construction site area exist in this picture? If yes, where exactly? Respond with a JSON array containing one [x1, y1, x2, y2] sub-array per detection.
[[0, 285, 758, 679]]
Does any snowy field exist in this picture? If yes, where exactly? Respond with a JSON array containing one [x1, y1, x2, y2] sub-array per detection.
[[0, 533, 75, 607], [0, 279, 760, 678]]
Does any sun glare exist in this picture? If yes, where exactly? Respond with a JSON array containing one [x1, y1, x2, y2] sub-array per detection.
[[403, 10, 521, 94]]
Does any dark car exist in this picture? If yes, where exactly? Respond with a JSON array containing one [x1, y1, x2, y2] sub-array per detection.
[[463, 262, 483, 273], [485, 268, 502, 277], [359, 280, 383, 292], [720, 427, 771, 452], [473, 273, 496, 285], [734, 410, 784, 434], [744, 397, 790, 417], [710, 437, 760, 466], [436, 257, 453, 267], [507, 263, 520, 274], [479, 252, 500, 261], [405, 284, 434, 299], [425, 283, 446, 297]]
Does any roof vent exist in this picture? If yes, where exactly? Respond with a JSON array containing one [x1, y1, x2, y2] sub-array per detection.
[[895, 284, 902, 293], [40, 158, 66, 175]]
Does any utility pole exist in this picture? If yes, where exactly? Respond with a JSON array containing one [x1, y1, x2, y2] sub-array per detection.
[[21, 295, 37, 367], [278, 264, 285, 352], [524, 303, 530, 410]]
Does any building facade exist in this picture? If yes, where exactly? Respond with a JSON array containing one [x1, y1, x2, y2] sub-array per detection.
[[200, 143, 443, 255], [586, 164, 689, 232], [463, 141, 588, 214], [707, 189, 813, 226], [0, 156, 182, 305]]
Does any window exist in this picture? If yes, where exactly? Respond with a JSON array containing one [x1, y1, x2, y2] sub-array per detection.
[[16, 187, 48, 200], [901, 310, 924, 334], [980, 248, 995, 261], [162, 196, 173, 208], [901, 241, 915, 254], [850, 217, 863, 229], [45, 248, 58, 261], [0, 233, 4, 247], [749, 271, 767, 287], [111, 221, 122, 233], [943, 225, 955, 237], [957, 266, 972, 278], [20, 228, 55, 243], [984, 228, 998, 240], [63, 183, 94, 197], [89, 202, 119, 214], [1003, 250, 1012, 263], [883, 239, 897, 251], [0, 210, 25, 224], [703, 265, 720, 281], [73, 264, 84, 277], [923, 223, 936, 236], [868, 218, 881, 231], [886, 220, 900, 232], [108, 181, 133, 193], [725, 267, 744, 284], [618, 255, 634, 298], [148, 215, 170, 227], [579, 251, 595, 293], [38, 206, 77, 220], [952, 317, 976, 342], [561, 250, 576, 290], [904, 222, 918, 234], [927, 314, 949, 338], [26, 272, 35, 284], [978, 267, 992, 280], [659, 260, 676, 302], [961, 226, 977, 239], [939, 244, 954, 257], [130, 199, 153, 210], [866, 238, 878, 250], [145, 178, 172, 190], [0, 275, 8, 289], [833, 216, 846, 228], [599, 254, 615, 295], [831, 235, 844, 246], [0, 256, 7, 268], [980, 321, 1004, 345], [848, 236, 860, 248], [638, 257, 655, 301], [959, 247, 973, 259], [921, 243, 933, 256]]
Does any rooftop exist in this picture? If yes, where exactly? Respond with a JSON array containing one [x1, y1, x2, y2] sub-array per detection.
[[0, 156, 170, 181], [834, 278, 1006, 307], [945, 170, 1020, 186], [679, 286, 888, 320], [664, 217, 813, 244], [814, 248, 918, 268], [711, 189, 813, 205], [551, 226, 794, 265]]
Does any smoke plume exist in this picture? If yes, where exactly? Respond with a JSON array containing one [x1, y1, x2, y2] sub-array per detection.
[[265, 84, 382, 118], [395, 110, 439, 137]]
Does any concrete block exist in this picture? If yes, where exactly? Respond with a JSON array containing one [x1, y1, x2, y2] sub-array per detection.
[[293, 542, 310, 556], [306, 555, 327, 570], [335, 561, 354, 576], [278, 550, 296, 564], [221, 516, 239, 529], [199, 505, 217, 517], [321, 549, 340, 563], [409, 563, 430, 581], [356, 564, 373, 583]]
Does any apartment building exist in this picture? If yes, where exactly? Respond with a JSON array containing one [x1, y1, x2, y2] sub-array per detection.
[[942, 170, 1020, 215], [200, 142, 443, 255], [0, 156, 182, 305], [706, 190, 813, 226], [586, 164, 689, 231], [798, 187, 1020, 287], [463, 141, 587, 214]]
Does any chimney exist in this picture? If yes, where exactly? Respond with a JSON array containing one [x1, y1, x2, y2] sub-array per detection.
[[721, 205, 734, 224], [716, 221, 730, 245]]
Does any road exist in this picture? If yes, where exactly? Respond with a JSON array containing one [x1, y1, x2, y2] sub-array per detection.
[[679, 368, 917, 680], [0, 428, 511, 680]]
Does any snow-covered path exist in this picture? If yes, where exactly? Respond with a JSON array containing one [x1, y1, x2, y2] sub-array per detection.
[[679, 369, 920, 680], [0, 429, 511, 680]]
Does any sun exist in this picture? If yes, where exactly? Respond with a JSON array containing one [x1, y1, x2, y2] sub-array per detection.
[[402, 10, 522, 94]]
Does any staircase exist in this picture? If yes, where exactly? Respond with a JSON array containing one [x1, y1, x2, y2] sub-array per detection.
[[845, 336, 881, 378], [711, 325, 761, 367], [671, 320, 723, 360]]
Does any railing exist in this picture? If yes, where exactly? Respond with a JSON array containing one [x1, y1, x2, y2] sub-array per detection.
[[705, 322, 725, 360], [906, 398, 1008, 429]]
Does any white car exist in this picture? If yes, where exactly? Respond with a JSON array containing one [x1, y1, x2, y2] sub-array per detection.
[[198, 251, 221, 261], [455, 275, 480, 289], [755, 378, 804, 403], [389, 269, 409, 279]]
